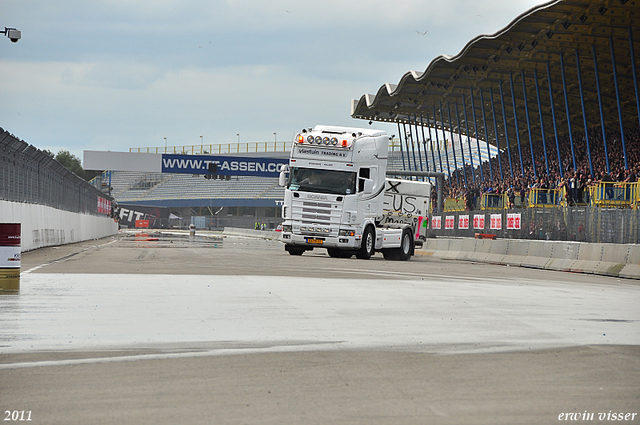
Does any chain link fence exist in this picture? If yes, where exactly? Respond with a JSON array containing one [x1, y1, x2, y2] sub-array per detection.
[[1, 128, 114, 216], [427, 207, 640, 244]]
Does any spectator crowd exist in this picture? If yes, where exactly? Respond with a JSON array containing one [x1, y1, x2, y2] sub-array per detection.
[[433, 124, 640, 210]]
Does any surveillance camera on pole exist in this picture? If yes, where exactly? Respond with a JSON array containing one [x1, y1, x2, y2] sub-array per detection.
[[1, 27, 21, 43]]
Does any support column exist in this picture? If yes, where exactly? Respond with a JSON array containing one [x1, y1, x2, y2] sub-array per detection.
[[479, 88, 493, 181], [575, 49, 594, 177], [489, 87, 504, 180], [592, 44, 610, 174], [547, 61, 563, 177], [461, 94, 476, 182], [397, 121, 407, 171], [434, 104, 451, 184], [454, 102, 469, 187], [469, 88, 484, 181], [425, 110, 441, 178], [521, 70, 537, 178], [533, 68, 550, 176], [412, 115, 424, 173], [611, 37, 629, 170], [560, 53, 578, 172], [509, 71, 525, 177], [402, 122, 415, 171], [499, 80, 514, 178], [419, 114, 431, 174], [446, 102, 460, 185], [630, 27, 640, 144]]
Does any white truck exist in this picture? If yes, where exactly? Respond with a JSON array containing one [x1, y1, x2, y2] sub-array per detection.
[[278, 125, 431, 260]]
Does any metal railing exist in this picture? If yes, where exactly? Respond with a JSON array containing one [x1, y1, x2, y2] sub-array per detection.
[[592, 182, 638, 208], [129, 138, 411, 156], [0, 128, 113, 216], [130, 141, 292, 155]]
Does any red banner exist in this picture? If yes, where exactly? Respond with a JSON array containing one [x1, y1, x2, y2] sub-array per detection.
[[473, 214, 485, 230], [458, 215, 469, 229], [445, 215, 455, 230], [507, 213, 521, 230], [97, 197, 112, 215], [490, 214, 502, 230], [431, 216, 441, 229]]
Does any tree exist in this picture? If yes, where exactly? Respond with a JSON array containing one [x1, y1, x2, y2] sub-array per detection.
[[55, 150, 98, 181]]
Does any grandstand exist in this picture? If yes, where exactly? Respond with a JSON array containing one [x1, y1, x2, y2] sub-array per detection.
[[349, 0, 640, 243], [106, 149, 286, 229], [109, 0, 639, 241]]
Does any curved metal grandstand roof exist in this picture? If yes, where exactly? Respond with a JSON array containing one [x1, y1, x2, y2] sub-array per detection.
[[351, 0, 640, 149]]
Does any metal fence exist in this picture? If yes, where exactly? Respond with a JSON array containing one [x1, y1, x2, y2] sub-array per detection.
[[0, 128, 114, 216], [427, 207, 640, 244]]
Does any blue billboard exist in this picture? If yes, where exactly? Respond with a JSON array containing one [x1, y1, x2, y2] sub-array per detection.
[[161, 154, 289, 177]]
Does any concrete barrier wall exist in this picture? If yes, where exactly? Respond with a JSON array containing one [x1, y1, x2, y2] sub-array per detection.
[[419, 237, 639, 280], [220, 228, 640, 280], [620, 245, 640, 279], [1, 200, 118, 252]]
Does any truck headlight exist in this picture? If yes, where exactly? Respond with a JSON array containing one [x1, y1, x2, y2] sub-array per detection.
[[282, 224, 292, 233], [339, 229, 355, 237]]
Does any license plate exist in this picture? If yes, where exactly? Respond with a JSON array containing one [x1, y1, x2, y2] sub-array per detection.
[[306, 238, 323, 244]]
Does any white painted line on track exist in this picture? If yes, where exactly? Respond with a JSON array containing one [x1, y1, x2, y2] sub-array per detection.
[[0, 343, 345, 370], [22, 239, 119, 274]]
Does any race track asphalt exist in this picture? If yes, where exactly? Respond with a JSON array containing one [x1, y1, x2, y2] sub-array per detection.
[[1, 231, 638, 424]]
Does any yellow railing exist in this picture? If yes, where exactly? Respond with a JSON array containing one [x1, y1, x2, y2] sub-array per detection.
[[480, 193, 506, 210], [591, 182, 637, 208], [528, 188, 561, 208], [444, 196, 467, 211]]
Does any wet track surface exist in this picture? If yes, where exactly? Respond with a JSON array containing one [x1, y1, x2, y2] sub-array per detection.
[[1, 231, 639, 424], [2, 231, 639, 355]]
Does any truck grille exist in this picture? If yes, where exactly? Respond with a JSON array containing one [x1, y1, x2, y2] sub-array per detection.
[[292, 200, 342, 227]]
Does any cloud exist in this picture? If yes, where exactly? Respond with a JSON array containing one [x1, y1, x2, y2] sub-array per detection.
[[0, 0, 546, 157]]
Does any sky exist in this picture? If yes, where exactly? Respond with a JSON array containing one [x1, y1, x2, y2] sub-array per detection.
[[1, 0, 545, 161]]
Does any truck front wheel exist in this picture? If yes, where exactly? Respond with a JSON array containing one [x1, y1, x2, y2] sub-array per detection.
[[355, 226, 375, 259], [285, 245, 305, 256]]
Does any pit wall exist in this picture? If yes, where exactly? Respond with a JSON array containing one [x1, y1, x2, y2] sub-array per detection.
[[1, 200, 118, 252], [418, 238, 640, 280]]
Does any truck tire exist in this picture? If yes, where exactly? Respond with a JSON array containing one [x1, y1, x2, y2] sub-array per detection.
[[397, 227, 413, 261], [328, 248, 354, 258], [285, 245, 305, 256], [382, 228, 413, 261], [381, 249, 398, 260], [355, 226, 375, 259]]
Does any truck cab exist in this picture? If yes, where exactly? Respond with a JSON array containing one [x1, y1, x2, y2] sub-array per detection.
[[279, 125, 429, 260]]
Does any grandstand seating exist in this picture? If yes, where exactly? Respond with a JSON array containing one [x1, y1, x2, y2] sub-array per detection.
[[112, 172, 282, 203]]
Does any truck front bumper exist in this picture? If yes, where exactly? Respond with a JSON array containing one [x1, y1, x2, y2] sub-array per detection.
[[280, 232, 361, 250]]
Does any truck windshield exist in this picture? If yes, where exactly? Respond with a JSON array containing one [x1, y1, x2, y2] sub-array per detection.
[[288, 167, 356, 195]]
